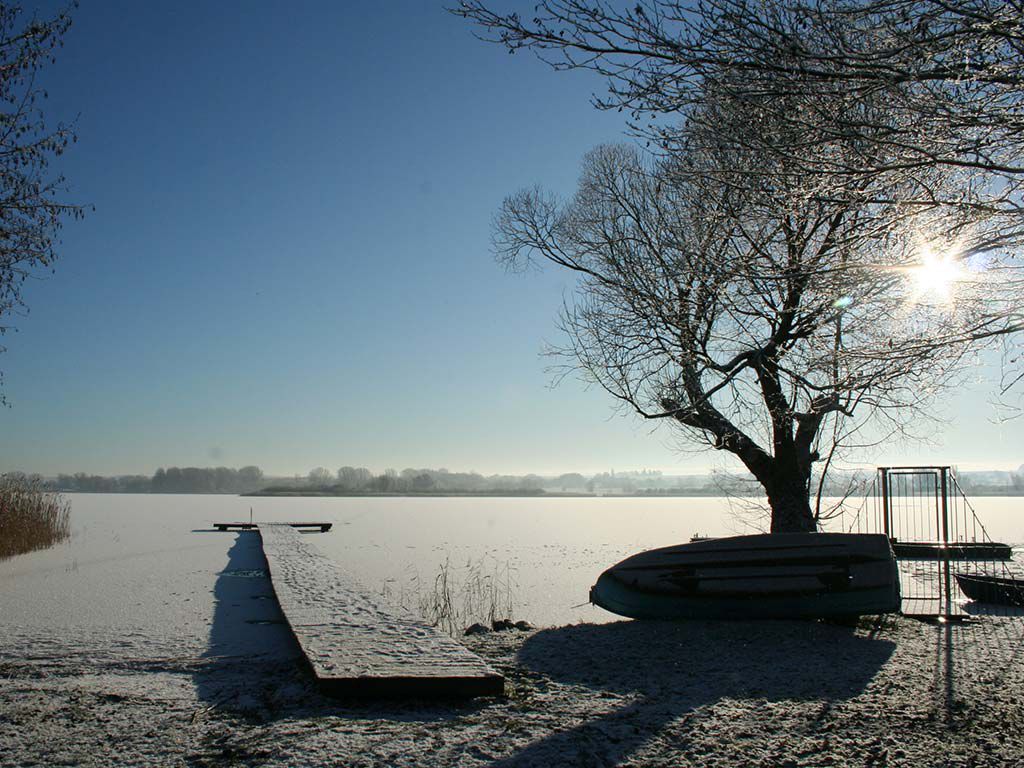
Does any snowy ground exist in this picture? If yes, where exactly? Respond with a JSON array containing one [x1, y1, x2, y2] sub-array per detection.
[[3, 498, 1024, 766], [3, 611, 1024, 767]]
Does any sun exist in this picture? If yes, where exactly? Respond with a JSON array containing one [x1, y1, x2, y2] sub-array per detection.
[[908, 245, 964, 304]]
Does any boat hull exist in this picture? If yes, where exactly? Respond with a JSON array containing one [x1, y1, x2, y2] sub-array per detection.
[[590, 532, 900, 620], [955, 573, 1024, 607]]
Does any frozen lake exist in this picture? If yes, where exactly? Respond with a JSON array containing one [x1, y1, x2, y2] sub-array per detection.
[[2, 493, 1022, 631]]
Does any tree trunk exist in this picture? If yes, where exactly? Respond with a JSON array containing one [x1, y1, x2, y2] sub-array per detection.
[[732, 436, 817, 534], [765, 478, 816, 533]]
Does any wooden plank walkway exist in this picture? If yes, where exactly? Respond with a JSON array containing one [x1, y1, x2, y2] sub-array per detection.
[[893, 541, 1012, 561], [257, 523, 504, 698], [216, 521, 332, 532]]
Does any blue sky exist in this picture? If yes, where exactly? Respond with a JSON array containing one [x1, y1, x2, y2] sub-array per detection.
[[0, 1, 1020, 477]]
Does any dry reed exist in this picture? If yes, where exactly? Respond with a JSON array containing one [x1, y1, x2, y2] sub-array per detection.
[[415, 556, 517, 636], [0, 474, 71, 561]]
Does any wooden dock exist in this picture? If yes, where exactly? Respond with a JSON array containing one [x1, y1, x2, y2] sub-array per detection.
[[892, 540, 1013, 561], [255, 523, 504, 699], [215, 521, 332, 532]]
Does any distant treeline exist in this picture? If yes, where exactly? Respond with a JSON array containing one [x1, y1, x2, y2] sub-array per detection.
[[263, 466, 670, 495], [50, 466, 265, 494], [250, 464, 1024, 497], [31, 463, 1024, 496], [255, 466, 744, 496]]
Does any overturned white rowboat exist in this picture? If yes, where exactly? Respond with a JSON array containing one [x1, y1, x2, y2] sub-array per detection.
[[590, 532, 900, 620]]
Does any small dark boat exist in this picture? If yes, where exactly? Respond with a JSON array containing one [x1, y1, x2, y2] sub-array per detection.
[[954, 573, 1024, 607], [590, 532, 901, 620]]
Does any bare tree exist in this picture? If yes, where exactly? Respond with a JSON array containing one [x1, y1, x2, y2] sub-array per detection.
[[457, 0, 1024, 529], [0, 3, 83, 397], [307, 466, 333, 486], [457, 2, 1024, 435], [455, 0, 1024, 248], [336, 465, 373, 489], [455, 2, 1024, 530], [495, 84, 1021, 531]]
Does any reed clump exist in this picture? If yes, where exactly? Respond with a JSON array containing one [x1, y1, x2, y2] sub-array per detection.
[[416, 556, 517, 636], [0, 474, 71, 561]]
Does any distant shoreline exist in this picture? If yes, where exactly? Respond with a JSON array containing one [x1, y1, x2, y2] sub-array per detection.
[[51, 488, 1024, 498], [39, 465, 1024, 498], [241, 489, 1024, 498]]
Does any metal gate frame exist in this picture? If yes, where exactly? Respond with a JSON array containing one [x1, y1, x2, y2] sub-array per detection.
[[878, 466, 955, 619]]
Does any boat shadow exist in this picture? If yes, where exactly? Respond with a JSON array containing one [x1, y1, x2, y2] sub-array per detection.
[[491, 618, 897, 767]]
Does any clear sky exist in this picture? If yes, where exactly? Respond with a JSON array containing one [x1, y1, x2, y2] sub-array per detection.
[[0, 1, 1020, 477]]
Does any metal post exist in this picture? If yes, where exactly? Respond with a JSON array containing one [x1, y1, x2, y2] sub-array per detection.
[[940, 467, 952, 618], [880, 467, 891, 539]]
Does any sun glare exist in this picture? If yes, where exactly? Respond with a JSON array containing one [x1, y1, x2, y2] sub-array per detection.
[[908, 245, 964, 304]]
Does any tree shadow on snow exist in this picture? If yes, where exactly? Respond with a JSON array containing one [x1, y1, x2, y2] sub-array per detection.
[[491, 618, 897, 766]]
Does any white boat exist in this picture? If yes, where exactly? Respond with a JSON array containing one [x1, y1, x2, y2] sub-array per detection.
[[590, 532, 900, 620]]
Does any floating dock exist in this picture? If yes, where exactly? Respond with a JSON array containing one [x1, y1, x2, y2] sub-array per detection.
[[252, 523, 504, 699], [891, 540, 1013, 561], [215, 521, 332, 532]]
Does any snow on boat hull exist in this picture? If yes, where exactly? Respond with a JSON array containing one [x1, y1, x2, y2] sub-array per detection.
[[590, 532, 900, 620]]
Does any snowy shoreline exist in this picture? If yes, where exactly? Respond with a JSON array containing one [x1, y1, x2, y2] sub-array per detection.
[[3, 615, 1024, 767]]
